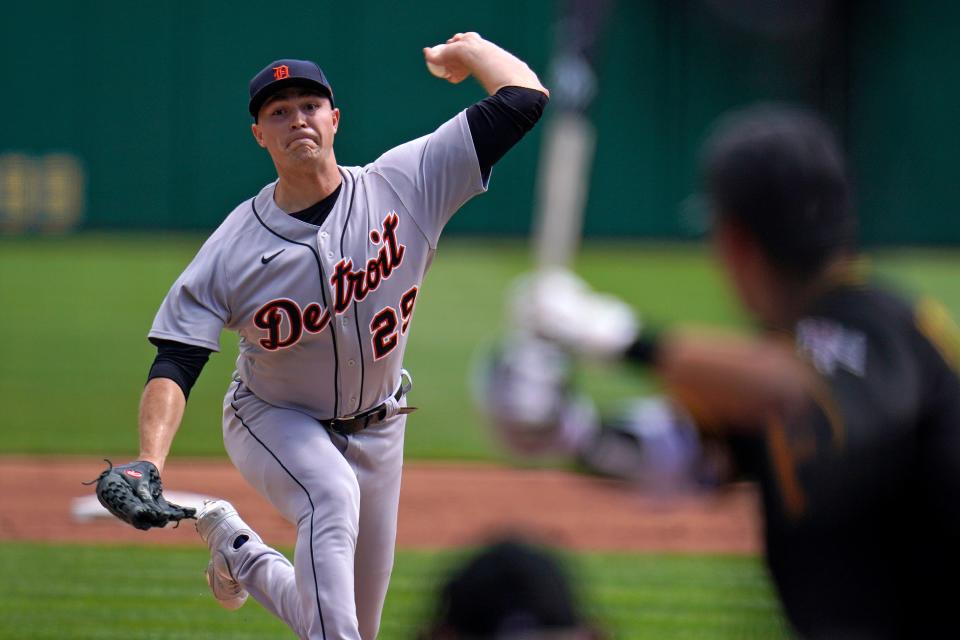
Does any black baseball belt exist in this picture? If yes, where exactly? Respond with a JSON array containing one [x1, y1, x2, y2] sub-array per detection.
[[321, 370, 416, 436]]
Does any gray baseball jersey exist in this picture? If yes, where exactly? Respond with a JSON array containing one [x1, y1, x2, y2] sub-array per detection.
[[150, 110, 485, 417], [150, 109, 486, 639]]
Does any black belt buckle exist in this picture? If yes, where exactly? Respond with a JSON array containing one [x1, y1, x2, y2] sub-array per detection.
[[323, 370, 414, 436], [326, 414, 372, 436]]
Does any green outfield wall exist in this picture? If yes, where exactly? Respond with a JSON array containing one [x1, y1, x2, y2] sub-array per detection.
[[1, 0, 957, 244]]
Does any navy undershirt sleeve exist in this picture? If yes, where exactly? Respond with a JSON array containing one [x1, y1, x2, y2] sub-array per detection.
[[466, 86, 548, 178], [147, 338, 212, 400]]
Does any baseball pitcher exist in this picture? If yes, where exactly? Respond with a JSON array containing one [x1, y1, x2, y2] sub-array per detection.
[[94, 32, 548, 640]]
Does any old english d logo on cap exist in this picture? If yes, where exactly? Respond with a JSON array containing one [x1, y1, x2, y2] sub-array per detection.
[[249, 59, 335, 117]]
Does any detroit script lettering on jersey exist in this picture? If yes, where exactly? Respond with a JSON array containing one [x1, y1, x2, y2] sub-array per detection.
[[330, 212, 405, 313], [253, 211, 406, 351]]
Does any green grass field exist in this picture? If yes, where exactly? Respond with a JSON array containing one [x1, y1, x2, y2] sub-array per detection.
[[2, 234, 957, 460], [1, 235, 958, 639], [0, 543, 788, 639]]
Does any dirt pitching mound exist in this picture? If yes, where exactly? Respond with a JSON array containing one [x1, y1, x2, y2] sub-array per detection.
[[0, 456, 761, 553]]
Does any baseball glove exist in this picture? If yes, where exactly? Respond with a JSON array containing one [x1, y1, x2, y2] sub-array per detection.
[[87, 459, 195, 530]]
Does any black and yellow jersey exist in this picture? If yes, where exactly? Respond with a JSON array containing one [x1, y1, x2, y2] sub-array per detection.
[[731, 283, 960, 638]]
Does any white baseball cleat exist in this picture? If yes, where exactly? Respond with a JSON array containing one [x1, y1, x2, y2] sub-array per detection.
[[196, 499, 261, 610]]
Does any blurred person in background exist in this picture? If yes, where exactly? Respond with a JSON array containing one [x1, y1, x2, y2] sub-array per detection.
[[420, 536, 600, 640], [481, 104, 960, 639]]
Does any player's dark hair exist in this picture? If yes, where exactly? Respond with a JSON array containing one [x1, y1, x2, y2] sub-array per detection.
[[421, 537, 587, 638], [703, 104, 857, 279]]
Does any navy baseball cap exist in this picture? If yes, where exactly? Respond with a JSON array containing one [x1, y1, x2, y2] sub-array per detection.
[[248, 59, 335, 118]]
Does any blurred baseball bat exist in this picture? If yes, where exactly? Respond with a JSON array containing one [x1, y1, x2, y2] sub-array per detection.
[[530, 0, 612, 270], [531, 114, 596, 269]]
